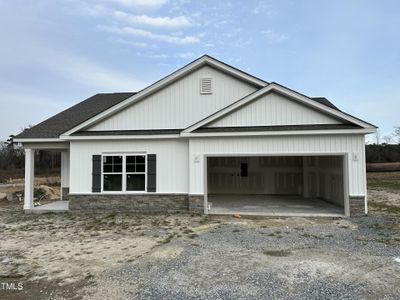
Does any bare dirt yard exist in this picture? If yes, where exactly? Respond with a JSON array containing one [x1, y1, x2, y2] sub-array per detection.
[[0, 172, 399, 299]]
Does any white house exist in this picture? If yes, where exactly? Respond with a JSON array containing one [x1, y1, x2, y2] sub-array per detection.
[[14, 55, 376, 216]]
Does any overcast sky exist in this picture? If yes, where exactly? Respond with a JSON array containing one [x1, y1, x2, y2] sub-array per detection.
[[0, 0, 399, 142]]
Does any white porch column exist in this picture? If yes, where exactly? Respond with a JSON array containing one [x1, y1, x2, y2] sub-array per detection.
[[24, 148, 35, 210], [60, 151, 70, 200]]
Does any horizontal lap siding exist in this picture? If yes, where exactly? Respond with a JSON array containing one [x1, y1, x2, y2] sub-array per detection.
[[189, 135, 365, 196], [69, 139, 188, 194]]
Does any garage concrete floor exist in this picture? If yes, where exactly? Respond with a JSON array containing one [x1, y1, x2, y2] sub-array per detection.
[[208, 194, 344, 217]]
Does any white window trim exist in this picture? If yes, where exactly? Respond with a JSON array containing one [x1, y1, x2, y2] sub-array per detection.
[[101, 153, 147, 193]]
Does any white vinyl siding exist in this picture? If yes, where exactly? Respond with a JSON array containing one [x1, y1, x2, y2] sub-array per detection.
[[87, 65, 258, 131], [69, 135, 366, 200], [69, 139, 188, 194], [207, 92, 342, 127], [188, 134, 366, 197]]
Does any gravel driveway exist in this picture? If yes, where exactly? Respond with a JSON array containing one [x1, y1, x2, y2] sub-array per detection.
[[84, 215, 400, 300]]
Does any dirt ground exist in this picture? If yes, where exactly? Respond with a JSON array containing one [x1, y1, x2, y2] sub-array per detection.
[[0, 173, 399, 299]]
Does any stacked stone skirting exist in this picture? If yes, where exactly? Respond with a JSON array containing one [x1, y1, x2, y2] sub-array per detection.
[[61, 188, 70, 201], [68, 194, 204, 214], [188, 195, 205, 213], [349, 196, 366, 216]]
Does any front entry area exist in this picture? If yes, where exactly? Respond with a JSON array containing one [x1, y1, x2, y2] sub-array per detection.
[[206, 155, 347, 217]]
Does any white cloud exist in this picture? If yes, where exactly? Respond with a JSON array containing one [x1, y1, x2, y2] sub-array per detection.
[[262, 29, 288, 43], [0, 91, 69, 140], [137, 52, 169, 59], [56, 53, 146, 90], [176, 52, 195, 59], [113, 12, 193, 28], [99, 25, 200, 44], [251, 1, 276, 15], [105, 0, 168, 8], [29, 47, 146, 90], [112, 38, 158, 49]]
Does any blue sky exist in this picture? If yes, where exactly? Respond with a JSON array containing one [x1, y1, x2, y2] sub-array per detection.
[[0, 0, 399, 142]]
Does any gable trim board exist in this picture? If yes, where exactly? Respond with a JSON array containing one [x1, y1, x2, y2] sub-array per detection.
[[182, 83, 376, 135], [60, 55, 267, 138]]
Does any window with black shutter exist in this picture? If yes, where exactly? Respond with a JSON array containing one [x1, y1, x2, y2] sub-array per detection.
[[98, 154, 153, 192]]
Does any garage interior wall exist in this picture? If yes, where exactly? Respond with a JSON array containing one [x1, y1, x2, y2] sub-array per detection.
[[208, 155, 344, 207]]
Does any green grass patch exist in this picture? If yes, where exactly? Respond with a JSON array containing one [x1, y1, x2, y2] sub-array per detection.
[[368, 179, 400, 190]]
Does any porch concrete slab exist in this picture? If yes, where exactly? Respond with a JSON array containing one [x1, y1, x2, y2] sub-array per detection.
[[27, 201, 69, 214], [208, 194, 344, 217]]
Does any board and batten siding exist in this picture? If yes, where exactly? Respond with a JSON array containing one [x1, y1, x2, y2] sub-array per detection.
[[207, 92, 342, 128], [87, 65, 258, 131], [69, 139, 189, 194], [189, 134, 366, 197]]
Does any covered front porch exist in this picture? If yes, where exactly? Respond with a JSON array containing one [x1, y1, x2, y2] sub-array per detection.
[[22, 142, 70, 213]]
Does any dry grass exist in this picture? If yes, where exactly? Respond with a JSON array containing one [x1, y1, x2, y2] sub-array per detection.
[[367, 171, 400, 191], [367, 162, 400, 172]]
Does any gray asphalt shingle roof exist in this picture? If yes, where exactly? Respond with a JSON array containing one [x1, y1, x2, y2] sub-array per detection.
[[311, 97, 340, 110], [14, 91, 345, 139], [15, 92, 136, 139]]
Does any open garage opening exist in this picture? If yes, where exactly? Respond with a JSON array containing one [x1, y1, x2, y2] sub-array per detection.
[[206, 155, 347, 217]]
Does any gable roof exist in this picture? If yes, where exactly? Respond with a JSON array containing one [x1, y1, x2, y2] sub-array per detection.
[[182, 82, 376, 134], [60, 55, 268, 137], [14, 55, 376, 141], [14, 92, 135, 139]]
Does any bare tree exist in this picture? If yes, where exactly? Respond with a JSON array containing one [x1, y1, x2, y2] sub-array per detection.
[[394, 126, 400, 144], [374, 129, 381, 144], [382, 135, 393, 144]]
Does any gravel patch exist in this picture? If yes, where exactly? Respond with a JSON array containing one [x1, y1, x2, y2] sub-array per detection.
[[84, 215, 400, 300]]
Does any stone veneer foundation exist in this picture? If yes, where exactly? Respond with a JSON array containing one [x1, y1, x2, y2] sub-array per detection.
[[69, 194, 205, 214], [68, 193, 362, 217], [61, 188, 70, 201], [349, 196, 366, 216]]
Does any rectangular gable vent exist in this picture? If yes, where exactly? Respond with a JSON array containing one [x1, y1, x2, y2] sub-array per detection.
[[200, 78, 212, 94]]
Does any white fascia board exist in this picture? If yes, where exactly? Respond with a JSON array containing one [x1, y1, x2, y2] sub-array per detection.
[[60, 134, 182, 140], [13, 138, 63, 143], [180, 128, 375, 138], [61, 56, 267, 137], [183, 83, 377, 133]]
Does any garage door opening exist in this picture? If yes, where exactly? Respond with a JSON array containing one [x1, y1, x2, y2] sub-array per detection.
[[206, 155, 347, 217]]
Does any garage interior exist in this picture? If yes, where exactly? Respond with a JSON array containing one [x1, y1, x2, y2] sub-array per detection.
[[207, 155, 346, 216]]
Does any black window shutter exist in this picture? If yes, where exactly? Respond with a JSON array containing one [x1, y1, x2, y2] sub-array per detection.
[[92, 155, 101, 192], [147, 154, 156, 192]]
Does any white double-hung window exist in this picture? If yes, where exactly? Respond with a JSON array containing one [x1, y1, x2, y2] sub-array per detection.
[[102, 154, 146, 192]]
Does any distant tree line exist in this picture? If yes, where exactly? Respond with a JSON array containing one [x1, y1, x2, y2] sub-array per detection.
[[366, 144, 400, 163], [366, 126, 400, 163], [0, 135, 60, 172]]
